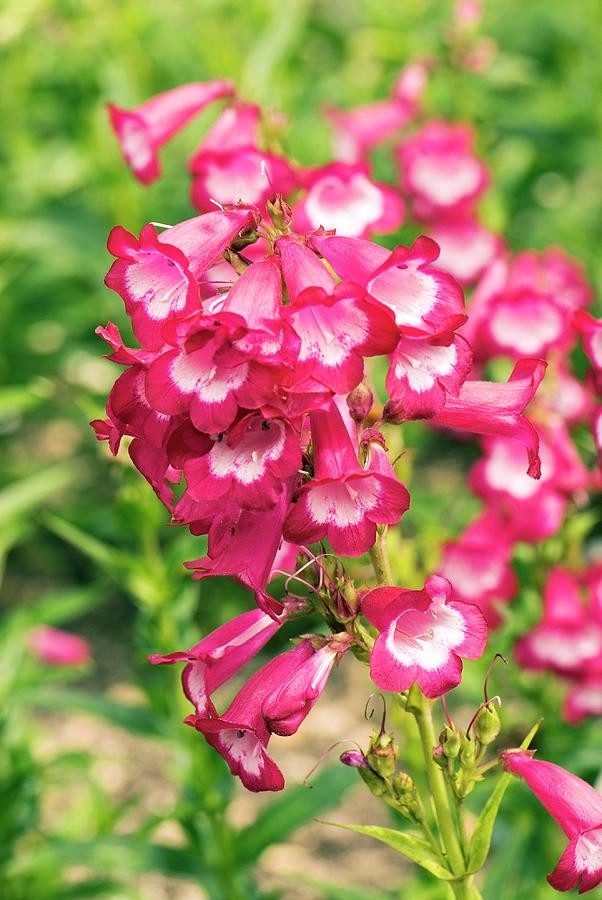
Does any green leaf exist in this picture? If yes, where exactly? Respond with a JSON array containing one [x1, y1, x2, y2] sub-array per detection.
[[36, 837, 203, 879], [236, 766, 355, 865], [0, 466, 73, 523], [25, 585, 104, 626], [28, 688, 166, 739], [321, 823, 454, 881], [467, 719, 542, 873]]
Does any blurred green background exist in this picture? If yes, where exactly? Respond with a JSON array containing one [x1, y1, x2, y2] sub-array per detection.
[[1, 1, 601, 898]]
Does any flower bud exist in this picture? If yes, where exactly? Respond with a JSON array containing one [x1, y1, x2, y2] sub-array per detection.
[[266, 195, 293, 233], [433, 744, 447, 767], [459, 733, 478, 768], [347, 383, 374, 423], [439, 725, 461, 759], [391, 772, 420, 819], [473, 702, 501, 746], [382, 399, 406, 425], [340, 750, 369, 769], [358, 765, 388, 797], [367, 730, 398, 779]]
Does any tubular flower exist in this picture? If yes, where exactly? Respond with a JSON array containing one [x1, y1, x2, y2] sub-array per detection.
[[361, 575, 487, 697], [188, 637, 348, 792], [396, 121, 489, 220], [148, 607, 283, 717], [502, 751, 602, 894], [108, 80, 234, 184], [28, 627, 91, 667], [293, 162, 404, 238], [428, 217, 503, 286], [284, 402, 410, 556]]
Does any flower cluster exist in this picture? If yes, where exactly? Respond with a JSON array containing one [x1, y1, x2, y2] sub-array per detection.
[[95, 57, 600, 820]]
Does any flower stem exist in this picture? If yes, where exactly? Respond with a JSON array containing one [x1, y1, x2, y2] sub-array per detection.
[[407, 685, 466, 877], [369, 526, 394, 585]]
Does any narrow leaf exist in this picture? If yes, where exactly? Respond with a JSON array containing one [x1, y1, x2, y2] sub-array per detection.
[[29, 688, 166, 739], [321, 823, 454, 881], [467, 719, 542, 872]]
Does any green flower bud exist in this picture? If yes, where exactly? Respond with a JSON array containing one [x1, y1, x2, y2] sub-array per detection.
[[459, 733, 478, 768], [358, 765, 388, 798], [439, 724, 461, 759], [473, 702, 502, 746], [367, 730, 398, 779]]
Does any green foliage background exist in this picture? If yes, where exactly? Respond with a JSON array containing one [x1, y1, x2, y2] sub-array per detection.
[[0, 1, 601, 898]]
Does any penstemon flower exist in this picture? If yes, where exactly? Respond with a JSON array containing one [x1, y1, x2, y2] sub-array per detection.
[[95, 46, 600, 896]]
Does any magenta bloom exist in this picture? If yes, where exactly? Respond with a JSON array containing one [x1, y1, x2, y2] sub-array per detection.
[[311, 233, 466, 336], [502, 751, 602, 894], [362, 575, 487, 697], [149, 607, 282, 717], [429, 218, 503, 286], [108, 80, 234, 184], [397, 121, 489, 220], [29, 626, 91, 667], [437, 511, 517, 628], [284, 402, 410, 556], [293, 162, 404, 238], [431, 358, 547, 478], [189, 637, 347, 792]]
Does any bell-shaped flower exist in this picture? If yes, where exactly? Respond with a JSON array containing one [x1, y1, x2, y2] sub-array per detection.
[[184, 481, 296, 615], [437, 511, 517, 628], [284, 402, 409, 556], [277, 236, 335, 300], [428, 217, 503, 286], [293, 162, 404, 238], [564, 676, 602, 725], [183, 412, 301, 511], [108, 80, 234, 184], [509, 248, 592, 312], [515, 568, 602, 678], [189, 638, 343, 792], [501, 751, 602, 894], [191, 148, 296, 214], [362, 575, 487, 697], [283, 282, 399, 394], [148, 607, 283, 717], [310, 233, 466, 335], [430, 358, 547, 477], [386, 330, 473, 419], [480, 287, 570, 359], [396, 121, 489, 220], [262, 634, 351, 735], [104, 208, 256, 350]]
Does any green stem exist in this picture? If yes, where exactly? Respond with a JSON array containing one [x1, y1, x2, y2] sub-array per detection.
[[408, 686, 466, 877], [369, 527, 394, 585], [449, 876, 482, 899]]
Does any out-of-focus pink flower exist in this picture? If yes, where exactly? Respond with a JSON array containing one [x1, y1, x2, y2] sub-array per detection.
[[29, 626, 91, 667], [564, 676, 602, 724], [397, 121, 489, 220], [311, 233, 466, 335], [108, 81, 234, 184], [148, 608, 283, 717], [502, 751, 602, 894], [430, 358, 547, 478], [515, 568, 602, 678], [437, 511, 517, 628], [284, 402, 409, 556], [428, 218, 503, 286], [361, 575, 487, 697], [293, 162, 404, 238], [453, 0, 483, 26]]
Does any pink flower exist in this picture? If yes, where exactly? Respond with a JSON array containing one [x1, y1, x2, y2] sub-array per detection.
[[284, 402, 409, 556], [191, 148, 296, 214], [293, 162, 404, 238], [108, 80, 234, 184], [282, 282, 399, 394], [430, 358, 547, 478], [501, 751, 602, 894], [183, 483, 296, 616], [325, 100, 413, 165], [29, 626, 91, 667], [188, 637, 347, 792], [362, 575, 487, 697], [104, 208, 257, 350], [437, 511, 517, 628], [397, 121, 489, 220], [515, 568, 602, 678], [148, 608, 282, 717], [183, 413, 300, 511], [564, 676, 602, 724], [386, 331, 473, 419], [310, 233, 466, 335], [428, 218, 503, 286], [575, 311, 602, 380]]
